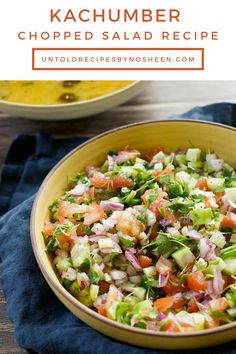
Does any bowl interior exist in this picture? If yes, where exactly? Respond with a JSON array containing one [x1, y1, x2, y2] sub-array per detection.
[[31, 120, 236, 348]]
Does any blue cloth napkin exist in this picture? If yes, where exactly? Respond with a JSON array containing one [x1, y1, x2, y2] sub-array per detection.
[[0, 103, 236, 354]]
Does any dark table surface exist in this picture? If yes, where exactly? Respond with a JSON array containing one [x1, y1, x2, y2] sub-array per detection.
[[0, 80, 236, 353]]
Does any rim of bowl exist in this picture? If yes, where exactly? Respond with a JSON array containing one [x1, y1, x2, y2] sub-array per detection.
[[0, 80, 141, 108], [31, 119, 236, 339]]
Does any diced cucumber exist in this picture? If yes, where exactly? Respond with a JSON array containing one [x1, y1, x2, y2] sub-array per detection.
[[154, 162, 163, 171], [175, 171, 191, 185], [188, 161, 204, 169], [71, 243, 91, 268], [210, 231, 226, 248], [225, 188, 236, 203], [195, 258, 207, 271], [56, 258, 71, 273], [191, 313, 205, 330], [205, 258, 226, 274], [190, 208, 212, 226], [172, 247, 195, 269], [89, 284, 99, 301], [133, 300, 152, 314], [143, 266, 157, 277], [223, 258, 236, 275], [152, 151, 165, 161], [175, 154, 187, 166], [230, 234, 236, 243], [207, 178, 225, 192], [120, 166, 134, 177], [132, 287, 146, 301], [107, 301, 120, 320], [220, 245, 236, 260], [135, 157, 146, 165], [78, 292, 93, 307], [186, 148, 201, 162], [188, 177, 198, 191], [124, 295, 139, 307], [98, 238, 114, 249]]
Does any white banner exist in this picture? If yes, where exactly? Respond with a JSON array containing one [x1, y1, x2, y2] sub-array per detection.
[[0, 0, 235, 80]]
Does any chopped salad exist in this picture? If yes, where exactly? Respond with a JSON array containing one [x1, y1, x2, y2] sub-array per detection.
[[44, 147, 236, 332]]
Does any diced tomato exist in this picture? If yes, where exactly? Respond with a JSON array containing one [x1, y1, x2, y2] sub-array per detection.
[[98, 280, 110, 293], [152, 170, 174, 183], [57, 233, 73, 246], [88, 186, 95, 200], [90, 172, 133, 189], [209, 297, 229, 312], [222, 275, 233, 288], [142, 147, 164, 161], [156, 256, 174, 274], [90, 172, 109, 188], [164, 209, 177, 226], [204, 197, 212, 209], [186, 271, 206, 292], [44, 221, 57, 238], [58, 200, 81, 220], [110, 175, 133, 189], [188, 298, 199, 313], [149, 229, 158, 241], [196, 178, 208, 190], [138, 255, 152, 268], [215, 192, 224, 205], [162, 319, 180, 332], [97, 306, 107, 317], [221, 216, 236, 229], [172, 295, 186, 309], [162, 274, 183, 294], [116, 150, 139, 163], [83, 204, 105, 226], [142, 190, 168, 216], [154, 297, 174, 312], [76, 222, 84, 236], [204, 311, 220, 329]]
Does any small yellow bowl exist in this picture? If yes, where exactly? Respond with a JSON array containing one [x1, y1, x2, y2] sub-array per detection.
[[0, 81, 146, 121], [31, 120, 236, 349]]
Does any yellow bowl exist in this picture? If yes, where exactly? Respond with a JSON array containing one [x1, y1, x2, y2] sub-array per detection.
[[0, 81, 146, 121], [31, 120, 236, 349]]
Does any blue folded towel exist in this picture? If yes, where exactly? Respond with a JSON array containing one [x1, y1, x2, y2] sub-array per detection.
[[0, 103, 236, 354]]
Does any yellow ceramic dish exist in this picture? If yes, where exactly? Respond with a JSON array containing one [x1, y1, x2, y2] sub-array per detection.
[[31, 120, 236, 349], [0, 81, 145, 121]]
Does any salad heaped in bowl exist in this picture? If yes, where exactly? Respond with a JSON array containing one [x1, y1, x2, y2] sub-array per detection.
[[43, 146, 236, 333]]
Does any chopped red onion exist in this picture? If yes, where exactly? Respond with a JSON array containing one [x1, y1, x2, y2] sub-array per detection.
[[159, 219, 171, 227], [110, 270, 127, 280], [86, 166, 98, 177], [183, 291, 203, 300], [61, 268, 77, 281], [213, 267, 224, 295], [199, 237, 213, 259], [147, 322, 156, 331], [227, 308, 236, 316], [100, 200, 124, 212], [156, 256, 173, 274], [157, 312, 166, 321], [201, 300, 210, 307], [129, 275, 141, 285], [157, 271, 169, 288], [187, 230, 201, 242], [100, 247, 114, 254], [126, 247, 136, 254], [88, 234, 107, 243], [127, 263, 138, 276], [68, 183, 88, 196], [107, 155, 115, 171], [125, 250, 142, 271], [101, 298, 107, 305]]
